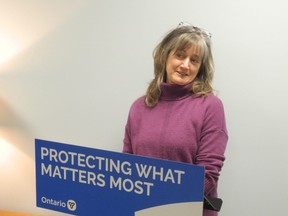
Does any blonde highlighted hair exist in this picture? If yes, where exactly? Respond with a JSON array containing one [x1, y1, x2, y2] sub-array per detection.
[[145, 24, 214, 107]]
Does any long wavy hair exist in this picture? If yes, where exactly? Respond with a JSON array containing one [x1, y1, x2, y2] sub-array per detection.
[[145, 24, 214, 107]]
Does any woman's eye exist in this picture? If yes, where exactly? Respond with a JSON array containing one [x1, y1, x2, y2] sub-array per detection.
[[191, 58, 200, 64], [175, 51, 185, 58]]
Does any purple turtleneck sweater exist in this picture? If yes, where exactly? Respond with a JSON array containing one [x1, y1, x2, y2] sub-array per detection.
[[123, 83, 228, 216]]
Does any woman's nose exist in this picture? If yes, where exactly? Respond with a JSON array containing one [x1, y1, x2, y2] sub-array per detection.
[[181, 58, 190, 69]]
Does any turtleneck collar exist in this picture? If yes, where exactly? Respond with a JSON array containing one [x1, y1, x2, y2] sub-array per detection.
[[160, 82, 193, 101]]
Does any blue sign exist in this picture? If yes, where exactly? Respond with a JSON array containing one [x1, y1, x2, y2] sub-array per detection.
[[35, 139, 205, 215]]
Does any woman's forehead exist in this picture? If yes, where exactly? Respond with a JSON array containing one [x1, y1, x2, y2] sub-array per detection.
[[174, 43, 203, 56]]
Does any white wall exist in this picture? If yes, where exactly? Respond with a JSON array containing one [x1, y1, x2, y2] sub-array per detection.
[[0, 0, 287, 215]]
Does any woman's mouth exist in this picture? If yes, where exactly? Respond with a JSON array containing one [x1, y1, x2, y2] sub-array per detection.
[[177, 71, 188, 76]]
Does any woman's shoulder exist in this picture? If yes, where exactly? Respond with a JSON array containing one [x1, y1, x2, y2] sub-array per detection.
[[205, 93, 223, 102], [129, 95, 146, 111], [131, 95, 146, 105], [195, 93, 224, 109]]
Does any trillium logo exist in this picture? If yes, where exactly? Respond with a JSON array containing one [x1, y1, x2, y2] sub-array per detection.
[[40, 197, 77, 212], [67, 200, 77, 211]]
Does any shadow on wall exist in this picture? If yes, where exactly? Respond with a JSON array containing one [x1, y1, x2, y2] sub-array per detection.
[[0, 97, 35, 159], [0, 2, 95, 161]]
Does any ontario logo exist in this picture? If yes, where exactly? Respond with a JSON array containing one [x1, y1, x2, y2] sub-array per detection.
[[41, 196, 77, 211], [67, 199, 77, 211]]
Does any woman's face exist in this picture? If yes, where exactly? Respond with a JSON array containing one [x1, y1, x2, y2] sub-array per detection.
[[165, 45, 202, 85]]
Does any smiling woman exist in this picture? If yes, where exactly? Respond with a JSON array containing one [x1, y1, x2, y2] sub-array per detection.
[[123, 23, 228, 216]]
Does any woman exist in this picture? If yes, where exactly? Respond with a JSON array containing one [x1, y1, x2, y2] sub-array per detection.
[[123, 22, 228, 216]]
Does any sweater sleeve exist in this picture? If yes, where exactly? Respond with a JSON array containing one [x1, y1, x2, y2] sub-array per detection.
[[195, 96, 228, 196], [123, 113, 133, 154]]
